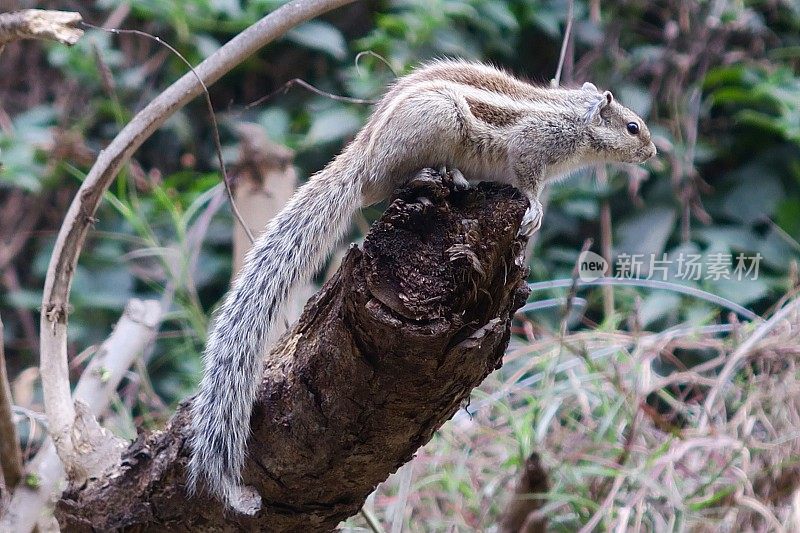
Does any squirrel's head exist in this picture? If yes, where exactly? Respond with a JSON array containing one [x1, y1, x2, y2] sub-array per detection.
[[580, 83, 657, 164]]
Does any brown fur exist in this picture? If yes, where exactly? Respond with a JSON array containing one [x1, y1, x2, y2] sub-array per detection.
[[465, 96, 524, 127]]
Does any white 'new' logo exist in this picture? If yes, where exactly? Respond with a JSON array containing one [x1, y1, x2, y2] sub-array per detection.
[[578, 250, 608, 282]]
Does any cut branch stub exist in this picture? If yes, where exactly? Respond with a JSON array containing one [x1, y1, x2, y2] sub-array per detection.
[[55, 171, 531, 532], [0, 10, 83, 47]]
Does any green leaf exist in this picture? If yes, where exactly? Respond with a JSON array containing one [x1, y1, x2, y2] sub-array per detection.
[[710, 277, 769, 306], [616, 206, 677, 257], [639, 292, 681, 326], [720, 168, 784, 224], [478, 1, 519, 31], [286, 21, 347, 60], [703, 65, 748, 89], [257, 107, 292, 143], [617, 84, 652, 118], [688, 485, 737, 511], [302, 107, 362, 148], [776, 198, 800, 239]]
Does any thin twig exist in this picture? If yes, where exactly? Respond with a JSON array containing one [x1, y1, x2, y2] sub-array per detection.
[[245, 76, 378, 109], [0, 314, 24, 491], [561, 239, 593, 337], [11, 405, 48, 427], [360, 507, 385, 533], [578, 473, 625, 533], [596, 165, 615, 320], [355, 50, 398, 77], [552, 0, 575, 87], [528, 277, 759, 322]]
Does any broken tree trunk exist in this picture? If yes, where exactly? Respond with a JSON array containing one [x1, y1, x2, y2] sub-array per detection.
[[55, 171, 531, 531], [499, 452, 550, 533]]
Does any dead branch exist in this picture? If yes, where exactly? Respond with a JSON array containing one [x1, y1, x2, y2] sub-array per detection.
[[0, 314, 23, 493], [500, 453, 550, 533], [231, 123, 296, 278], [0, 10, 83, 50], [38, 0, 356, 484], [54, 172, 531, 531]]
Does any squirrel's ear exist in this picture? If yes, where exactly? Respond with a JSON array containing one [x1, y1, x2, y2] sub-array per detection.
[[583, 93, 606, 124], [582, 89, 615, 124], [582, 82, 598, 92]]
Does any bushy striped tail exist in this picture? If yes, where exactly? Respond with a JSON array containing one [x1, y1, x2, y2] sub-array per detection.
[[187, 155, 363, 513]]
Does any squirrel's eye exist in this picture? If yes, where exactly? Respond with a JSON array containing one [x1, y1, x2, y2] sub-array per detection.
[[626, 122, 640, 135]]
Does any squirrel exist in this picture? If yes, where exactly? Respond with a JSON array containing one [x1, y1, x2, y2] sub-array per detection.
[[187, 59, 657, 514]]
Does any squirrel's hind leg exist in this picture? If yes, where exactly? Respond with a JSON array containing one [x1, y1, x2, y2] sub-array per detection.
[[518, 197, 543, 237]]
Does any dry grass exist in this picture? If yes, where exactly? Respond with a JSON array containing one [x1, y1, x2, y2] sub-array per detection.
[[344, 298, 800, 532]]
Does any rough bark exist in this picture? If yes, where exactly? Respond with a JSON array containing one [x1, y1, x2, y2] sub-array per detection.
[[55, 171, 530, 532]]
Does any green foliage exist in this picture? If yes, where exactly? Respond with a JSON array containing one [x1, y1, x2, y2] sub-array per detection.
[[0, 107, 56, 192], [707, 65, 800, 143]]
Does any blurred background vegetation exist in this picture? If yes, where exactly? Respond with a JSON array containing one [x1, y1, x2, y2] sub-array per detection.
[[1, 0, 799, 530]]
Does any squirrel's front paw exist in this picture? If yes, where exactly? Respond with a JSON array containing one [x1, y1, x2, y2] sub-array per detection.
[[438, 165, 470, 191], [518, 201, 543, 237], [230, 484, 262, 516]]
